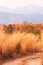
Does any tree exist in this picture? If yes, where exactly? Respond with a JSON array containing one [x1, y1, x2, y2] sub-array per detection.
[[23, 21, 28, 24]]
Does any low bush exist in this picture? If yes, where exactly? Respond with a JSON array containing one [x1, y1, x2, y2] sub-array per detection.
[[26, 29, 40, 35], [15, 43, 21, 54], [5, 24, 13, 34], [3, 49, 14, 59]]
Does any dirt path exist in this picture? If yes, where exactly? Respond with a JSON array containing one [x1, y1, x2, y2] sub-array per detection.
[[3, 58, 41, 65], [3, 53, 42, 65]]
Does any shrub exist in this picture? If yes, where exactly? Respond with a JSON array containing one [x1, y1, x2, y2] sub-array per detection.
[[0, 48, 2, 60], [5, 24, 13, 34], [0, 48, 2, 55], [26, 29, 40, 35], [15, 43, 21, 54], [4, 49, 14, 59]]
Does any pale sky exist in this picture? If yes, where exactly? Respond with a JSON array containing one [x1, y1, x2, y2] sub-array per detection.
[[0, 0, 43, 9]]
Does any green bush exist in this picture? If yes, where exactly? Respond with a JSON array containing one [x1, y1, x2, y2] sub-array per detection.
[[5, 24, 13, 34], [26, 29, 40, 35], [5, 49, 14, 59]]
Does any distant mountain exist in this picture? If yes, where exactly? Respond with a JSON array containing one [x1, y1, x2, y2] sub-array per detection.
[[14, 5, 43, 14], [0, 12, 26, 24], [0, 5, 43, 24]]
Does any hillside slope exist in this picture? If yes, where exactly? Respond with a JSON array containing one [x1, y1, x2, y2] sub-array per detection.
[[0, 24, 43, 60]]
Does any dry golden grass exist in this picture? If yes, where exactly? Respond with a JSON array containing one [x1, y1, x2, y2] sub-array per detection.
[[0, 24, 43, 59]]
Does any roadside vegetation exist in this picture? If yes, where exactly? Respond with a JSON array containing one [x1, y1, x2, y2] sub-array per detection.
[[0, 23, 42, 60], [5, 24, 14, 34]]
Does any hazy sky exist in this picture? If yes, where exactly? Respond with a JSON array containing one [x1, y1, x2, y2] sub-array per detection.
[[0, 0, 43, 9]]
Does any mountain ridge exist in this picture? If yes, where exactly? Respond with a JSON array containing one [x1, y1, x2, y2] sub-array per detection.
[[0, 5, 43, 24]]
